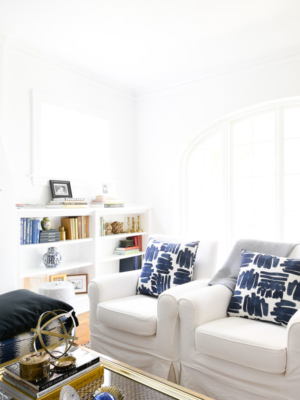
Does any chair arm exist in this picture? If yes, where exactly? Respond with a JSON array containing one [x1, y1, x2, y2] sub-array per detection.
[[179, 284, 232, 328], [286, 309, 300, 376], [88, 269, 141, 305]]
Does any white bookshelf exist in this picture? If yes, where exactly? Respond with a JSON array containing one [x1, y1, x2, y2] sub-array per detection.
[[16, 206, 151, 314]]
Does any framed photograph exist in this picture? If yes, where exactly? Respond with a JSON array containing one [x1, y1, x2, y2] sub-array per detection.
[[49, 273, 67, 282], [102, 183, 115, 196], [50, 180, 73, 198], [67, 274, 88, 294]]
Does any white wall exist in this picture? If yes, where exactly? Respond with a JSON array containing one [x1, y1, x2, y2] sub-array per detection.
[[135, 57, 300, 236], [2, 46, 136, 205]]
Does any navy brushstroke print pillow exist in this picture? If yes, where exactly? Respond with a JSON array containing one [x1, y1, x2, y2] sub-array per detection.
[[137, 238, 200, 297], [227, 250, 300, 326]]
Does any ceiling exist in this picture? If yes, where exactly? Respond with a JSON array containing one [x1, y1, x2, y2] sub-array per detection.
[[1, 0, 300, 95]]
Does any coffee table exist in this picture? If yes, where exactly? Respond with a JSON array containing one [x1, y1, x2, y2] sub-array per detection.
[[84, 346, 213, 400]]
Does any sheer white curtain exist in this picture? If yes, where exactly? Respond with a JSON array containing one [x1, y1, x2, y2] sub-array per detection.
[[183, 100, 300, 264]]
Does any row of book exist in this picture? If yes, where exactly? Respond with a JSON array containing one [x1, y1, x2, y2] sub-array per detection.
[[61, 217, 89, 240], [47, 198, 88, 209], [0, 345, 103, 400], [114, 236, 143, 255], [20, 219, 41, 245]]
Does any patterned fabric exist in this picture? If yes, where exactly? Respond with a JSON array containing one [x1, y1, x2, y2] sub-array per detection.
[[228, 250, 300, 325], [137, 238, 200, 297], [0, 318, 72, 366]]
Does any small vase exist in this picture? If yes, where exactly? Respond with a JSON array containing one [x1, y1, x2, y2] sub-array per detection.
[[41, 217, 51, 230], [43, 247, 62, 268]]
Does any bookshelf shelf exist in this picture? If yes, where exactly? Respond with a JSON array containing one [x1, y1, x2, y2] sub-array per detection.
[[20, 260, 94, 278], [99, 251, 145, 263], [98, 232, 147, 240], [20, 238, 94, 249], [16, 205, 151, 314]]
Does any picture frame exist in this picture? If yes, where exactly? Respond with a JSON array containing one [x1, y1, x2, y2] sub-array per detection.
[[67, 274, 88, 294], [49, 273, 67, 282], [102, 182, 115, 196], [50, 180, 73, 198]]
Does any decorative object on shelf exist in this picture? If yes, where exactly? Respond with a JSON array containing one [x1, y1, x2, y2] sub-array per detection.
[[67, 274, 88, 294], [131, 217, 137, 233], [111, 221, 123, 234], [120, 239, 134, 247], [105, 222, 112, 235], [60, 385, 81, 400], [43, 247, 62, 268], [102, 183, 116, 196], [127, 217, 131, 233], [50, 180, 73, 199], [38, 281, 76, 309], [59, 226, 66, 241], [41, 217, 51, 230], [49, 273, 67, 282], [94, 386, 124, 400], [137, 215, 143, 233]]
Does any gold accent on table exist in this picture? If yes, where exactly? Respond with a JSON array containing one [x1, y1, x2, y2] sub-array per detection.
[[53, 356, 76, 370], [19, 352, 50, 381], [137, 215, 143, 232], [94, 386, 124, 400]]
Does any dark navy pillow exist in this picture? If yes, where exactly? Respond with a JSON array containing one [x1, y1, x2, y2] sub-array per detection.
[[137, 238, 200, 297], [227, 250, 300, 326], [0, 289, 79, 341]]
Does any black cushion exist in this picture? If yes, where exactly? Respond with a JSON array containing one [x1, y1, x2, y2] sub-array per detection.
[[0, 289, 79, 341]]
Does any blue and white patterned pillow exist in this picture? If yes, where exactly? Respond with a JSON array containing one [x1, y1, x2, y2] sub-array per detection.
[[227, 250, 300, 326], [137, 238, 200, 297]]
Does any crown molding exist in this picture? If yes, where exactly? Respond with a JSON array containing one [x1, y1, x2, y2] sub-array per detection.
[[135, 48, 300, 99], [0, 30, 135, 100]]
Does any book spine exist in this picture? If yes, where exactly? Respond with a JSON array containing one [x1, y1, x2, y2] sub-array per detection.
[[70, 218, 75, 240], [32, 220, 37, 244], [20, 218, 24, 245], [104, 204, 124, 208], [29, 220, 33, 244], [77, 217, 82, 239], [115, 246, 139, 251], [38, 358, 100, 392], [23, 219, 27, 245], [74, 218, 78, 240], [1, 365, 103, 400], [26, 219, 30, 245], [82, 216, 86, 239], [86, 216, 89, 238], [114, 250, 140, 255]]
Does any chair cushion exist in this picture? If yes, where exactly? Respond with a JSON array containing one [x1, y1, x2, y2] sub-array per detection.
[[97, 295, 157, 336], [195, 317, 287, 373], [137, 237, 200, 297], [227, 250, 300, 326]]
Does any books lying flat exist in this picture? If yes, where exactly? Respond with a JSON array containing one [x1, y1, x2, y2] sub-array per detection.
[[114, 249, 140, 255], [0, 365, 104, 400], [104, 204, 124, 208], [4, 346, 100, 394], [115, 246, 139, 251]]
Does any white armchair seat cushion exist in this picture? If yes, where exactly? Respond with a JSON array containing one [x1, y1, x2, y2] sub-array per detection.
[[195, 317, 287, 373], [97, 295, 157, 336]]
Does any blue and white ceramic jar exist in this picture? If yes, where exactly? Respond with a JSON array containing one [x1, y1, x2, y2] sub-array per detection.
[[43, 247, 62, 268]]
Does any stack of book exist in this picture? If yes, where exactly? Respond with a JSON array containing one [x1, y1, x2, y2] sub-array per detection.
[[16, 204, 46, 209], [90, 195, 105, 208], [39, 230, 60, 244], [61, 216, 89, 240], [0, 345, 103, 400], [20, 219, 41, 245], [104, 197, 124, 208], [46, 198, 88, 209], [114, 245, 140, 256]]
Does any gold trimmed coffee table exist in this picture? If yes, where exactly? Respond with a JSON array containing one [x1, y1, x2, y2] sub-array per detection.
[[84, 347, 213, 400]]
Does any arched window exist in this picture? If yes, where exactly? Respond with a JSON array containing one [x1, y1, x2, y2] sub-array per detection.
[[181, 98, 300, 262]]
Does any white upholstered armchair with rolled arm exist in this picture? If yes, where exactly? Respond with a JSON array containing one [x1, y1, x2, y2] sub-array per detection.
[[179, 244, 300, 400], [88, 234, 218, 383]]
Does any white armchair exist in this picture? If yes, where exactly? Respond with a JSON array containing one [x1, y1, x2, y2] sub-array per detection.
[[88, 234, 218, 383], [179, 244, 300, 400]]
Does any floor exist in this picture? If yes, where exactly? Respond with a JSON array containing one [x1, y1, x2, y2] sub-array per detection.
[[76, 311, 90, 345]]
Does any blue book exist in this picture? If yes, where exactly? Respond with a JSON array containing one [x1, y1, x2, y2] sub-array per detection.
[[20, 218, 24, 245], [36, 219, 41, 244], [32, 220, 37, 244], [26, 218, 30, 245], [29, 220, 33, 244], [23, 219, 27, 245]]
